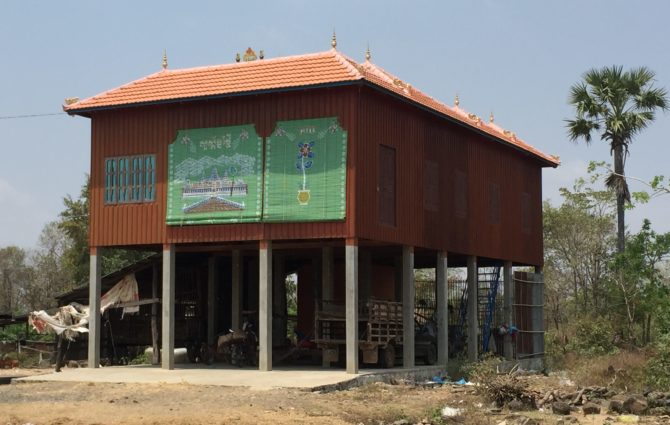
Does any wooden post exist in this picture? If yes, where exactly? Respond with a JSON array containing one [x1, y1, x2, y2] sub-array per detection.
[[207, 256, 217, 346], [151, 262, 160, 365], [503, 261, 514, 361], [273, 253, 286, 347], [231, 250, 242, 330], [322, 246, 334, 302]]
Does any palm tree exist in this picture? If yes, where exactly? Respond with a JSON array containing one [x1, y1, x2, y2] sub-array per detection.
[[567, 66, 668, 253]]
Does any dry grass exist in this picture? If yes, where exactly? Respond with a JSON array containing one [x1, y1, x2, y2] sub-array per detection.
[[564, 349, 649, 392]]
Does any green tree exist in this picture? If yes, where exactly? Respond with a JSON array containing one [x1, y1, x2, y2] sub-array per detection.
[[611, 220, 670, 343], [567, 66, 668, 253], [59, 177, 90, 284], [0, 246, 32, 313], [26, 221, 73, 310], [543, 170, 615, 320], [58, 175, 152, 284]]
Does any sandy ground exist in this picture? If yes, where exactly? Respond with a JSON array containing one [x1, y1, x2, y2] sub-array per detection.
[[1, 370, 669, 425]]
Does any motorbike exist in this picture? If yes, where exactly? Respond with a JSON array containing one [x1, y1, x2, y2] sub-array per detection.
[[216, 318, 258, 367]]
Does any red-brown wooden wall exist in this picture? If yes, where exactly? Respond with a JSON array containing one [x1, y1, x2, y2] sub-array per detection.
[[88, 84, 546, 266]]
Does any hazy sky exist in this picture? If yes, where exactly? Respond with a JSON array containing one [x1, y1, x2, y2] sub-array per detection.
[[2, 1, 669, 249]]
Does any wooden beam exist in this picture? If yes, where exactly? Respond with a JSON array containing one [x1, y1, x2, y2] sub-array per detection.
[[109, 298, 160, 309]]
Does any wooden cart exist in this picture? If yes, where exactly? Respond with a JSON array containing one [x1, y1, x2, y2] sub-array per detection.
[[315, 298, 403, 368]]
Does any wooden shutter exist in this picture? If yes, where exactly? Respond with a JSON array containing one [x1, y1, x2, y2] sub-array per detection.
[[378, 145, 396, 226], [454, 170, 468, 218], [489, 183, 501, 224]]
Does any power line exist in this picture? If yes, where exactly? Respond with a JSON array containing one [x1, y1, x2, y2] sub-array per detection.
[[0, 112, 67, 120]]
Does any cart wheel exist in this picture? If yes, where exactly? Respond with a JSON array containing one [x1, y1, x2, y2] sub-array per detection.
[[424, 343, 437, 365], [380, 343, 395, 369]]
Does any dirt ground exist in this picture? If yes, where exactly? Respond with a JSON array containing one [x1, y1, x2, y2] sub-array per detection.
[[1, 369, 669, 425]]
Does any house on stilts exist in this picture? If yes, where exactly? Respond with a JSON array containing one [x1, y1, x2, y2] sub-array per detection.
[[63, 37, 558, 373]]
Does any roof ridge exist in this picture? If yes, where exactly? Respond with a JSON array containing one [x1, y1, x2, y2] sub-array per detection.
[[330, 50, 364, 79], [160, 50, 337, 75], [62, 48, 558, 166]]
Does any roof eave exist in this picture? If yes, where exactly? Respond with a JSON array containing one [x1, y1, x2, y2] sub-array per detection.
[[64, 80, 361, 117], [359, 81, 559, 168], [64, 78, 558, 167]]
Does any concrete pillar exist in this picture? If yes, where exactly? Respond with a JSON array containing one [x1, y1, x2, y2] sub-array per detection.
[[467, 255, 478, 362], [162, 244, 175, 370], [436, 251, 448, 366], [345, 239, 359, 374], [503, 261, 514, 360], [259, 240, 272, 371], [88, 247, 101, 368], [322, 246, 334, 301], [402, 245, 415, 368], [231, 250, 242, 330], [207, 256, 217, 346]]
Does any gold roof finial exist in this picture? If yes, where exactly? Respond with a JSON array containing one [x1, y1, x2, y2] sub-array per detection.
[[365, 43, 371, 61], [489, 112, 494, 123], [243, 47, 257, 62], [454, 94, 460, 107], [331, 30, 337, 49], [235, 52, 240, 63], [162, 50, 168, 70]]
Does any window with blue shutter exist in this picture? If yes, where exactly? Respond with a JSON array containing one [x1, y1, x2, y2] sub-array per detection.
[[144, 155, 155, 201], [104, 159, 117, 204], [104, 154, 156, 204]]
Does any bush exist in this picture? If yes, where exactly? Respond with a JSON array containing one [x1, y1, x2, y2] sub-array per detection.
[[567, 317, 617, 356], [646, 334, 670, 390], [128, 351, 151, 365], [545, 329, 569, 370], [462, 353, 503, 383]]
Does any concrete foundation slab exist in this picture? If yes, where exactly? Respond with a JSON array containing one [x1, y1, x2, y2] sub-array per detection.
[[14, 365, 444, 391]]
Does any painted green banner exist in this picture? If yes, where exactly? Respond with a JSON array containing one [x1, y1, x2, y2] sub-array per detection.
[[263, 117, 347, 222], [166, 125, 263, 225]]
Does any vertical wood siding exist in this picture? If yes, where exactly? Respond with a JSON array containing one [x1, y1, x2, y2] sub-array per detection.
[[89, 87, 358, 247], [89, 84, 545, 266], [356, 88, 544, 266]]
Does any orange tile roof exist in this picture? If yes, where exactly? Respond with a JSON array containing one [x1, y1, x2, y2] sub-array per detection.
[[65, 49, 559, 166]]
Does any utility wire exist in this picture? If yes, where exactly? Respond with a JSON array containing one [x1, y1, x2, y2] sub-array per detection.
[[0, 112, 67, 120]]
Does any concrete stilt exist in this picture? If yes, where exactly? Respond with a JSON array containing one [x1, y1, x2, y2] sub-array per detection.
[[88, 248, 101, 368], [503, 261, 514, 360], [259, 240, 272, 371], [467, 255, 478, 362], [436, 251, 449, 366], [207, 256, 216, 346], [345, 239, 359, 374], [162, 244, 175, 370], [402, 245, 415, 368], [231, 250, 242, 330]]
